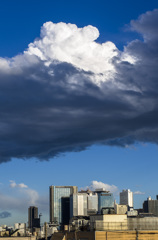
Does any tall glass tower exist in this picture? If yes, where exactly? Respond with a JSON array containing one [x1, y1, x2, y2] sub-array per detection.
[[97, 190, 114, 213], [49, 185, 78, 225]]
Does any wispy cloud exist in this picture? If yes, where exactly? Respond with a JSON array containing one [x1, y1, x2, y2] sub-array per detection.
[[10, 180, 28, 189], [134, 191, 145, 195], [0, 181, 48, 215], [0, 9, 158, 163], [9, 180, 39, 205]]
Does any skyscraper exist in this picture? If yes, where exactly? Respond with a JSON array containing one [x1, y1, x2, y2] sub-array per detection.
[[87, 192, 98, 214], [96, 189, 114, 213], [28, 206, 40, 232], [120, 189, 133, 209], [49, 185, 78, 225], [70, 192, 87, 218]]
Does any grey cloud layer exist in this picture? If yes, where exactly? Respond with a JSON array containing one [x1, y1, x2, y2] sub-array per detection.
[[0, 9, 158, 163]]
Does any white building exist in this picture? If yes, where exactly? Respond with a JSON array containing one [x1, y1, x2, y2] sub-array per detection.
[[87, 193, 98, 212], [14, 223, 26, 236], [70, 193, 87, 217], [120, 189, 133, 208], [70, 190, 100, 218]]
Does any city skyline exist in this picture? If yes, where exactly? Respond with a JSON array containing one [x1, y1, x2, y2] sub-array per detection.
[[1, 183, 158, 227], [0, 0, 158, 226]]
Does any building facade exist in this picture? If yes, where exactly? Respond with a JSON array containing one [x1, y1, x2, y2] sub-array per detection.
[[114, 203, 128, 214], [70, 193, 87, 218], [28, 206, 40, 232], [61, 197, 70, 226], [49, 185, 78, 225], [120, 189, 133, 209], [96, 190, 114, 213], [14, 223, 26, 236], [143, 196, 158, 216], [87, 193, 98, 214], [70, 190, 100, 218]]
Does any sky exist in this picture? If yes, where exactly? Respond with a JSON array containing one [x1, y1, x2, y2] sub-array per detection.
[[0, 0, 158, 226]]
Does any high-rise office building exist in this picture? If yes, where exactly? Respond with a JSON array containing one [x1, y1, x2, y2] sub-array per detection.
[[70, 190, 99, 218], [70, 192, 87, 218], [120, 189, 133, 209], [28, 206, 40, 232], [87, 192, 98, 214], [143, 196, 158, 216], [49, 185, 78, 225], [96, 189, 114, 213]]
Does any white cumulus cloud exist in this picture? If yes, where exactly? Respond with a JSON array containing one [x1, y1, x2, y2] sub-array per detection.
[[26, 22, 118, 83], [81, 180, 118, 193]]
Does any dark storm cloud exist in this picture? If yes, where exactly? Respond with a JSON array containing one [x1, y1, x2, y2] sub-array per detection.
[[0, 211, 11, 219], [0, 9, 158, 163], [130, 9, 158, 40]]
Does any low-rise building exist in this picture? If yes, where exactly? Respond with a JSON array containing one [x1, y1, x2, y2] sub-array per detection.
[[90, 214, 158, 231], [90, 214, 128, 231], [114, 203, 127, 214], [14, 223, 26, 236]]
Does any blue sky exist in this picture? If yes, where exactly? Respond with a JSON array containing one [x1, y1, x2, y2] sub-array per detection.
[[0, 0, 157, 56], [0, 0, 158, 226]]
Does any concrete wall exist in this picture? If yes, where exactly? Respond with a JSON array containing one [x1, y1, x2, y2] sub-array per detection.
[[90, 214, 127, 223], [51, 230, 158, 240], [96, 230, 158, 240], [103, 215, 127, 222]]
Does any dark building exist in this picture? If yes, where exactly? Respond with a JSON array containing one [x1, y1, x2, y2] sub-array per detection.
[[143, 200, 149, 213], [143, 196, 158, 216], [61, 197, 70, 226], [28, 206, 40, 233]]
